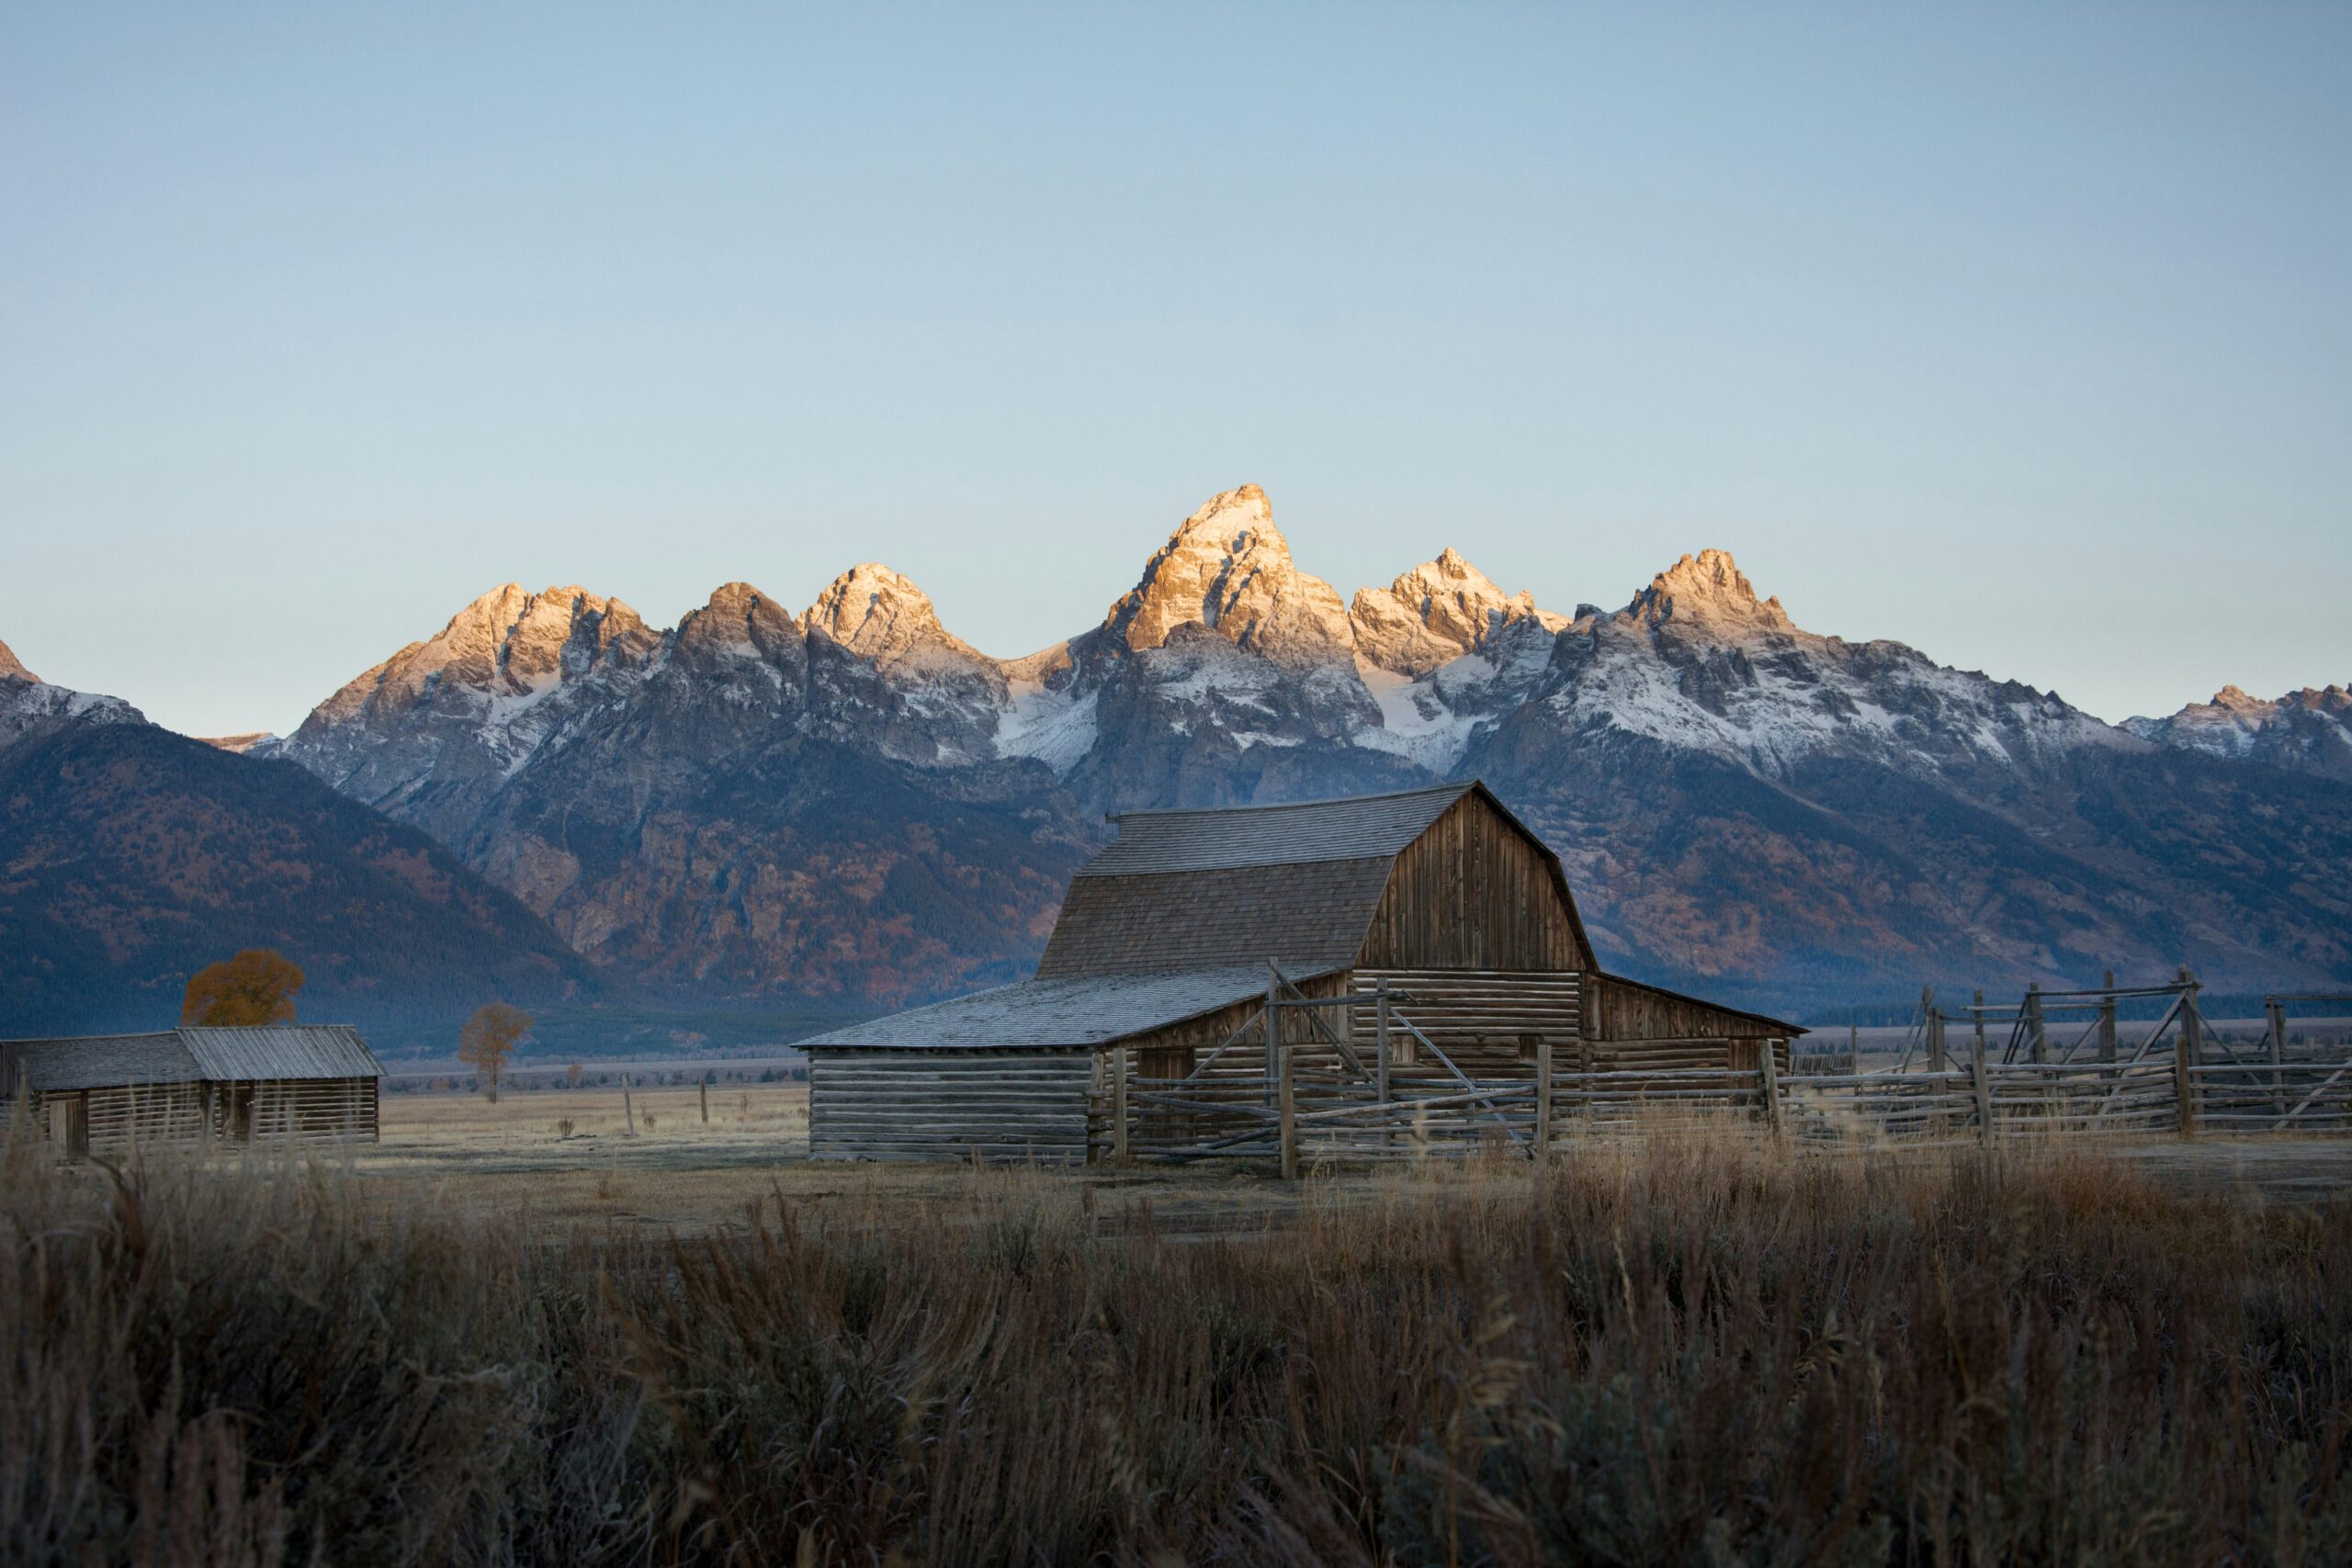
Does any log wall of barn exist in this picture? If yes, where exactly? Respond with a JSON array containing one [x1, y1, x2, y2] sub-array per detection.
[[1349, 968, 1582, 1077], [1113, 971, 1354, 1080], [1358, 795, 1589, 972], [808, 1050, 1095, 1163]]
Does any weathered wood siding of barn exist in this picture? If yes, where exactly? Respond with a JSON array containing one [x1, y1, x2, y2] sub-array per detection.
[[808, 1050, 1094, 1162], [1581, 973, 1793, 1072], [1584, 973, 1785, 1041], [1358, 795, 1589, 972]]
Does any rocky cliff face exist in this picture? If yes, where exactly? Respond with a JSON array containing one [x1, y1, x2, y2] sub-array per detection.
[[2125, 685, 2352, 783], [258, 485, 2352, 1010]]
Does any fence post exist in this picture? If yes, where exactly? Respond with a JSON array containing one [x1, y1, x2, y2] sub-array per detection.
[[699, 1077, 709, 1124], [1264, 964, 1281, 1109], [2026, 985, 2047, 1064], [622, 1075, 636, 1136], [1534, 1034, 1554, 1166], [1375, 976, 1393, 1152], [2178, 965, 2201, 1066], [2098, 970, 2118, 1065], [1278, 1033, 1299, 1180], [1758, 1038, 1784, 1142], [2176, 967, 2201, 1139], [1971, 1027, 1994, 1152], [1113, 1044, 1131, 1165], [2267, 997, 2288, 1116], [1928, 1008, 1947, 1073]]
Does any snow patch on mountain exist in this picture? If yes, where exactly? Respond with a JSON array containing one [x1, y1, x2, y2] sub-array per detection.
[[1518, 550, 2127, 781], [2125, 683, 2352, 781], [0, 639, 150, 747], [1351, 658, 1487, 771]]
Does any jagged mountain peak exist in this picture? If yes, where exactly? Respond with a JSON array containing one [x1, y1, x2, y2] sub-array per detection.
[[1102, 483, 1354, 667], [413, 582, 650, 695], [296, 581, 659, 739], [806, 562, 984, 668], [673, 581, 801, 670], [1173, 482, 1273, 548], [1624, 548, 1792, 635], [1351, 547, 1567, 679], [0, 636, 34, 682]]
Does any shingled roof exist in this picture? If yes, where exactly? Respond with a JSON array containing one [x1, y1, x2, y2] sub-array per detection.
[[1080, 784, 1475, 876], [0, 1026, 385, 1092], [801, 964, 1340, 1051]]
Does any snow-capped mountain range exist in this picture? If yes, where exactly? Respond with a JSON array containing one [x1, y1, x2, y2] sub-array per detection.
[[267, 483, 2212, 804], [6, 486, 2348, 1014]]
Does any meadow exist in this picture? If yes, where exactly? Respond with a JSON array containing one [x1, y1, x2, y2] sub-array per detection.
[[4, 1104, 2350, 1564]]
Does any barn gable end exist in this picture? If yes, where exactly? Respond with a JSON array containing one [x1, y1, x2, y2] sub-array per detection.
[[1357, 790, 1593, 973]]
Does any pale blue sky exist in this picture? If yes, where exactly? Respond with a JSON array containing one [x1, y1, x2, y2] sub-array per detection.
[[3, 3, 2346, 737]]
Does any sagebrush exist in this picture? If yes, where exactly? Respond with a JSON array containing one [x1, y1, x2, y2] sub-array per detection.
[[2, 1132, 2346, 1565]]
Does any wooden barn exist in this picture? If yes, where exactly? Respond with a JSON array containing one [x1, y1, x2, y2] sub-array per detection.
[[0, 1025, 386, 1154], [804, 781, 1800, 1162]]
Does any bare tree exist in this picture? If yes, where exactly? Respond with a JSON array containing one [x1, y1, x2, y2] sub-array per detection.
[[458, 1003, 533, 1104]]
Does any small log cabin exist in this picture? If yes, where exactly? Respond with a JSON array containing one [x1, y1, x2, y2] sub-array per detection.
[[804, 781, 1801, 1162], [0, 1025, 385, 1154]]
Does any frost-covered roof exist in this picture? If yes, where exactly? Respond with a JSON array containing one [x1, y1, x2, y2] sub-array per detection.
[[0, 1025, 384, 1091], [178, 1026, 384, 1081], [0, 1032, 199, 1091], [800, 964, 1340, 1051], [1081, 783, 1475, 876]]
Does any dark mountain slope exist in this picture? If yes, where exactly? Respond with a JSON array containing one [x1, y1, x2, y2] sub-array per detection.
[[0, 720, 596, 1034]]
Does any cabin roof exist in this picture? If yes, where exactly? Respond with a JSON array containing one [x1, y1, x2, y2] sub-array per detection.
[[179, 1026, 385, 1081], [0, 1025, 385, 1091], [801, 963, 1343, 1051], [0, 1032, 199, 1091], [1081, 783, 1474, 877]]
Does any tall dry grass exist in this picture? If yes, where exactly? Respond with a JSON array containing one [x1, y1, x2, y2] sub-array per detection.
[[2, 1130, 2347, 1565]]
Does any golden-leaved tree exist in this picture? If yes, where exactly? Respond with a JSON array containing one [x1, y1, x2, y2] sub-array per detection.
[[181, 949, 305, 1027], [458, 1002, 533, 1103]]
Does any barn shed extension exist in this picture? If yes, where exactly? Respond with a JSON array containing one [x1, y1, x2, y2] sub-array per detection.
[[0, 1025, 385, 1154], [805, 781, 1802, 1163]]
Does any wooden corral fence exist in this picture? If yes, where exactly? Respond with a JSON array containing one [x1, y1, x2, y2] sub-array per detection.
[[1086, 970, 2352, 1171]]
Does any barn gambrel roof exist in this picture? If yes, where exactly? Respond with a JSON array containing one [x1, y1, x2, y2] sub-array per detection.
[[1037, 780, 1593, 980]]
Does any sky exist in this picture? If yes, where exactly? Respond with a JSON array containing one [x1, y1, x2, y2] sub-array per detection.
[[2, 3, 2346, 738]]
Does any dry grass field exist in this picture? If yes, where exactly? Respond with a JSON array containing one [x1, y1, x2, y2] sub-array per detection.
[[9, 1121, 2352, 1565], [346, 1081, 2352, 1244]]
